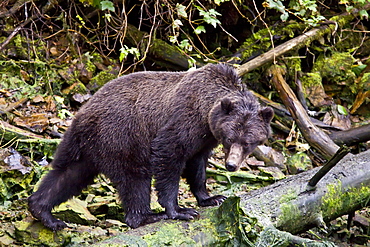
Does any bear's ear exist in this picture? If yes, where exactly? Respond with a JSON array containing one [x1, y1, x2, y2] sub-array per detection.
[[221, 98, 233, 114], [260, 107, 274, 123]]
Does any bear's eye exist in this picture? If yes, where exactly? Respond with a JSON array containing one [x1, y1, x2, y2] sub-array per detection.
[[226, 138, 233, 144]]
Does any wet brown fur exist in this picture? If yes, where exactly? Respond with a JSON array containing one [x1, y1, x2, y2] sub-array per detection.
[[28, 64, 273, 230]]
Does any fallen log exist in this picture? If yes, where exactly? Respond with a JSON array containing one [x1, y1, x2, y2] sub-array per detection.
[[242, 149, 370, 234], [90, 149, 370, 246]]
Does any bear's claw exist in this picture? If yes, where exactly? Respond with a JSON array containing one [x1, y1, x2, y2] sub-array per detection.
[[198, 195, 227, 207], [168, 207, 199, 221]]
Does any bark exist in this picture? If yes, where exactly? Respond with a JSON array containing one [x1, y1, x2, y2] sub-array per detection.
[[91, 149, 370, 246], [242, 149, 370, 234]]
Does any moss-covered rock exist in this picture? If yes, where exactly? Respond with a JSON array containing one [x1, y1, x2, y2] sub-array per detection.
[[88, 69, 118, 92], [312, 52, 356, 85], [14, 220, 71, 246], [52, 197, 97, 225], [286, 152, 313, 174], [300, 72, 332, 107]]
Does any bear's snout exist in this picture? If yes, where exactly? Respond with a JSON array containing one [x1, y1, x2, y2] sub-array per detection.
[[226, 160, 238, 172], [225, 143, 244, 172]]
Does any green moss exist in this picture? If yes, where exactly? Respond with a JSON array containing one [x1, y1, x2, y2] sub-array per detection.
[[301, 72, 322, 89], [240, 23, 305, 61], [278, 202, 301, 225], [322, 181, 370, 218], [285, 57, 302, 73], [88, 69, 117, 91], [279, 189, 298, 203], [286, 152, 313, 174], [12, 35, 29, 59], [358, 73, 370, 91], [240, 28, 275, 61], [313, 52, 356, 84], [14, 221, 70, 246], [143, 223, 198, 246], [277, 189, 301, 226]]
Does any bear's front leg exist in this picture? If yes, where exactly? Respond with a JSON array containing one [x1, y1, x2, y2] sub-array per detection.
[[151, 124, 200, 221], [183, 149, 227, 207], [115, 175, 168, 228], [155, 170, 199, 220]]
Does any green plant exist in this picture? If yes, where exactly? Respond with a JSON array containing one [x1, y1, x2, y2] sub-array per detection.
[[119, 45, 140, 62]]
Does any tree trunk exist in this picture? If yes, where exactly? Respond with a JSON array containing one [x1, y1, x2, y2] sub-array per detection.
[[92, 149, 370, 246]]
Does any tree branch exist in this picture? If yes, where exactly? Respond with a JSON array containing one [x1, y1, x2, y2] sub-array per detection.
[[267, 65, 339, 159]]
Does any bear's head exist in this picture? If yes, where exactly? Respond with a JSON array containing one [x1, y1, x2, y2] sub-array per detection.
[[209, 91, 274, 172]]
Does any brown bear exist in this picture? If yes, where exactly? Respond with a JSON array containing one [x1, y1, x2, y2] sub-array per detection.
[[28, 64, 273, 230]]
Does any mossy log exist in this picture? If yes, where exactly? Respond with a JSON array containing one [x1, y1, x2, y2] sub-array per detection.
[[236, 2, 370, 76], [90, 149, 370, 246], [125, 24, 191, 70]]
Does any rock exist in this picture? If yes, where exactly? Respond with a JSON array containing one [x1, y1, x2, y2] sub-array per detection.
[[14, 220, 70, 246], [52, 197, 97, 225], [286, 152, 313, 174]]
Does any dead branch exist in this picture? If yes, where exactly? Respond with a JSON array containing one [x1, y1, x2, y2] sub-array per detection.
[[267, 65, 339, 159], [0, 0, 31, 18], [328, 123, 370, 146], [0, 0, 61, 51]]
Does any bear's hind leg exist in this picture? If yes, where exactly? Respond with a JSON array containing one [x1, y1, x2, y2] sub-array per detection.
[[115, 174, 167, 228], [183, 150, 227, 207], [28, 161, 98, 231]]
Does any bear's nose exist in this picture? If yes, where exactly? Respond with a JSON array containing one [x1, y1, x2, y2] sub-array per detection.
[[225, 161, 237, 172]]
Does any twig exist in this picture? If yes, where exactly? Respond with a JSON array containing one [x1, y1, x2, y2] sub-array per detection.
[[0, 0, 60, 51], [0, 0, 31, 18]]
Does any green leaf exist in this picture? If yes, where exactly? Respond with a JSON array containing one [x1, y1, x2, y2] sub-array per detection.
[[337, 105, 348, 116], [168, 35, 178, 43], [196, 7, 221, 28], [280, 11, 289, 22], [100, 0, 115, 12], [352, 64, 367, 76], [267, 0, 286, 13], [194, 26, 206, 34], [208, 9, 221, 17], [179, 39, 192, 51], [214, 0, 230, 5], [176, 3, 187, 18], [119, 45, 140, 62], [359, 10, 369, 20], [173, 19, 183, 28]]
